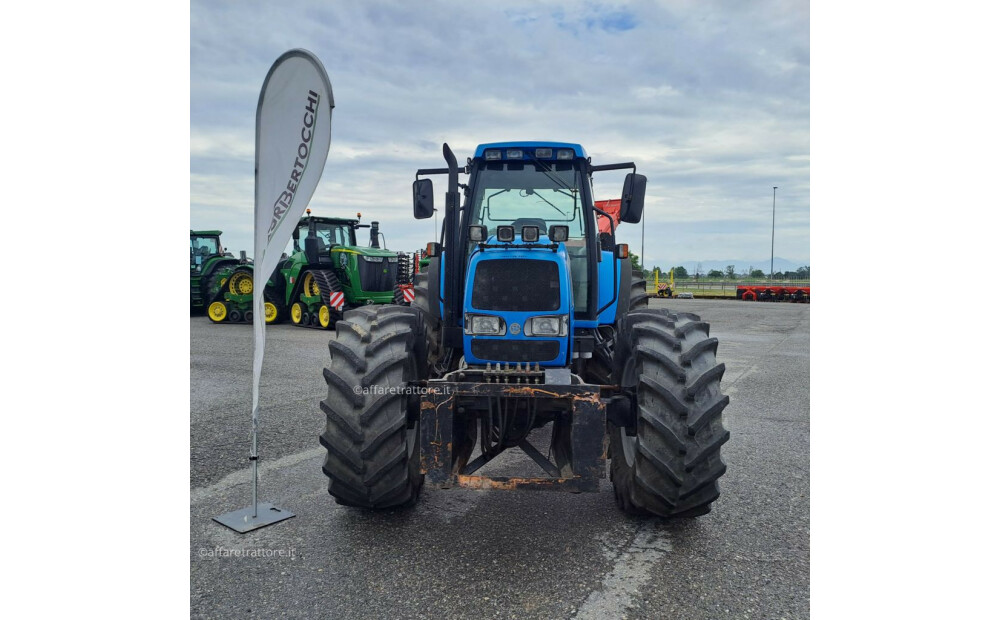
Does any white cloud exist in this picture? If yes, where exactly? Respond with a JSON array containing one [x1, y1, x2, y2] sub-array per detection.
[[191, 0, 810, 265]]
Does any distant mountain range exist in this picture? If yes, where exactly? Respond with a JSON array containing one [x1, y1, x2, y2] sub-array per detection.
[[659, 258, 808, 275]]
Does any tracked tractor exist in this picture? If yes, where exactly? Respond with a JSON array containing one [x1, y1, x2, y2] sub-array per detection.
[[319, 142, 731, 517], [204, 257, 263, 324], [190, 230, 252, 317], [267, 211, 402, 329]]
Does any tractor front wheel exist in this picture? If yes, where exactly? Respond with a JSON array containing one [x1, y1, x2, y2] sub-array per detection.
[[609, 308, 731, 518], [320, 306, 426, 508]]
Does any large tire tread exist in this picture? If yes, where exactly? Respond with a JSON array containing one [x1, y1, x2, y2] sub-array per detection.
[[610, 308, 731, 518], [630, 269, 649, 310], [410, 271, 442, 374], [320, 305, 425, 509]]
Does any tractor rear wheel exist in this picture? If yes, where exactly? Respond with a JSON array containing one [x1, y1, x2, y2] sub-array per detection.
[[609, 308, 731, 518], [320, 305, 426, 508], [630, 268, 648, 310], [410, 271, 443, 372], [585, 269, 648, 385]]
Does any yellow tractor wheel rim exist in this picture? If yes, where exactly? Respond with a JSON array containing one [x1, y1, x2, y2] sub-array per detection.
[[303, 272, 320, 297], [291, 303, 303, 324], [318, 305, 331, 328], [208, 302, 228, 322], [265, 302, 278, 323], [229, 272, 253, 295]]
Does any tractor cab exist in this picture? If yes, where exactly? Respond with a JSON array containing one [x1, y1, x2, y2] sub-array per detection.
[[190, 230, 224, 274], [292, 216, 357, 254], [413, 142, 645, 362]]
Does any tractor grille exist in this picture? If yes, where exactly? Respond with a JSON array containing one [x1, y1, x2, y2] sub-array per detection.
[[472, 259, 560, 312], [471, 339, 561, 363], [358, 258, 398, 292]]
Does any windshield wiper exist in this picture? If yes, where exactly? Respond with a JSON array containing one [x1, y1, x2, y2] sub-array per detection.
[[522, 188, 568, 217], [530, 155, 578, 195]]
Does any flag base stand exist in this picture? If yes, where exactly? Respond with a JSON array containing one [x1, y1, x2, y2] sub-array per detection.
[[213, 503, 295, 534]]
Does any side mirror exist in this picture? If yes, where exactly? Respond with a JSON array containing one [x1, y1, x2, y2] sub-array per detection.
[[619, 173, 647, 224], [413, 179, 434, 220]]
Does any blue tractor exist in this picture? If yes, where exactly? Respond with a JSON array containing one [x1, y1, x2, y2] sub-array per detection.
[[319, 142, 730, 517]]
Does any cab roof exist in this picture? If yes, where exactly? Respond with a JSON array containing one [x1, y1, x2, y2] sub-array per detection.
[[473, 141, 587, 159], [191, 230, 222, 236], [300, 216, 359, 225]]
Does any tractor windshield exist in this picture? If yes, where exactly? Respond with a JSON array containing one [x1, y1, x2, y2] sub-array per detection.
[[293, 221, 356, 252], [470, 161, 583, 236], [191, 236, 220, 269], [468, 160, 592, 313]]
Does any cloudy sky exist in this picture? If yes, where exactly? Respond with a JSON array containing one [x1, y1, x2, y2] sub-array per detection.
[[191, 0, 809, 273]]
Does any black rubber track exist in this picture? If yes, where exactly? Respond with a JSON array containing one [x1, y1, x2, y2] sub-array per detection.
[[296, 269, 343, 329], [392, 284, 410, 306], [609, 308, 731, 518], [198, 259, 239, 312], [319, 305, 426, 508], [200, 261, 235, 307]]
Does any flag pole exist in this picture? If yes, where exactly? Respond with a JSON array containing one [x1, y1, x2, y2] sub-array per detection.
[[214, 48, 334, 533]]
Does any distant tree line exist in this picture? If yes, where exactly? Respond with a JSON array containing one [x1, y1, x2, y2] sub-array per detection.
[[629, 256, 810, 281]]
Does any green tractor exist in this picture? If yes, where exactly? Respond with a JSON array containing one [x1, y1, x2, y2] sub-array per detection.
[[190, 230, 253, 318], [266, 211, 403, 329]]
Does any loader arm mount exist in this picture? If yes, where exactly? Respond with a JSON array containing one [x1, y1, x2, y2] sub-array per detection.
[[418, 381, 610, 493]]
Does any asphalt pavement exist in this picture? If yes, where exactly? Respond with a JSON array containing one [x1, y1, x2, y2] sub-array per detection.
[[190, 298, 810, 619]]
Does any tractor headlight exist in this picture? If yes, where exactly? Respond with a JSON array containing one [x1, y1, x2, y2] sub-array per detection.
[[464, 314, 506, 336], [548, 225, 569, 242], [361, 255, 384, 263], [524, 315, 568, 337], [521, 225, 539, 242], [469, 225, 487, 242]]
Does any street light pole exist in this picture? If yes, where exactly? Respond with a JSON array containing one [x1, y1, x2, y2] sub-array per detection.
[[770, 186, 777, 280]]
